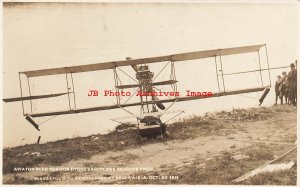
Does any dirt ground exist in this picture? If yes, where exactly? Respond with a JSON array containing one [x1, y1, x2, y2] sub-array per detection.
[[2, 105, 297, 185]]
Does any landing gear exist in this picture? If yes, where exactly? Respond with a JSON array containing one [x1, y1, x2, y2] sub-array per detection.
[[138, 116, 168, 140]]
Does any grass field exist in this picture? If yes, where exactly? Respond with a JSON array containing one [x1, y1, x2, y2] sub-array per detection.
[[2, 105, 297, 185]]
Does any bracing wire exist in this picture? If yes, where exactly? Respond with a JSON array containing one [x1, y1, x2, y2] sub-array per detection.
[[235, 56, 262, 101], [238, 94, 259, 100], [153, 86, 172, 99], [38, 115, 58, 125], [31, 79, 40, 123], [117, 67, 138, 83], [153, 61, 170, 82], [164, 111, 185, 124], [255, 56, 263, 99]]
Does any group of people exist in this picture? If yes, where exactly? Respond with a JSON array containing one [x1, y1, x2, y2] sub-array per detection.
[[275, 61, 297, 107]]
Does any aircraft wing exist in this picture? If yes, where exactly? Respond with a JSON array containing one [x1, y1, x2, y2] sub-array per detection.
[[22, 44, 264, 77], [29, 86, 267, 117], [3, 92, 70, 102]]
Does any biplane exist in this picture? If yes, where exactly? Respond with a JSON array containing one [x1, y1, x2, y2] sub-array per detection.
[[3, 44, 272, 138]]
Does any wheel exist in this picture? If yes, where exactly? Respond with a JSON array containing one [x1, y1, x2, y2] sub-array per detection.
[[156, 134, 164, 140], [163, 130, 170, 138]]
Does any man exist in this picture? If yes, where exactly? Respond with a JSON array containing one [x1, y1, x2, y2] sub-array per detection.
[[281, 71, 288, 104], [275, 75, 282, 105], [285, 76, 290, 104], [288, 62, 297, 107]]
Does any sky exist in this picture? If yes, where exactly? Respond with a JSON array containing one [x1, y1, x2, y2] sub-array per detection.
[[2, 2, 298, 147]]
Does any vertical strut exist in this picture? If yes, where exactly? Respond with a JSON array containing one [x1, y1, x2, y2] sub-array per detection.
[[26, 77, 33, 113], [113, 68, 117, 104], [139, 84, 144, 116], [170, 61, 178, 94], [146, 96, 149, 113], [264, 44, 272, 87], [113, 68, 120, 105], [219, 50, 226, 92], [257, 51, 264, 86], [70, 73, 77, 109], [172, 61, 177, 94], [116, 70, 123, 101], [170, 61, 174, 91], [65, 73, 71, 110], [214, 56, 221, 92], [18, 72, 25, 115]]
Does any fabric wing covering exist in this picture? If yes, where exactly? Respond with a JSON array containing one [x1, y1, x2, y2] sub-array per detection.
[[30, 86, 267, 117], [22, 44, 264, 77]]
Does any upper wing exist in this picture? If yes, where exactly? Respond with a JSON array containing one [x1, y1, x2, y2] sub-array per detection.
[[22, 44, 264, 77]]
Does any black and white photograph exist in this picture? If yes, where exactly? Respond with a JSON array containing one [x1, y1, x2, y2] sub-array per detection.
[[1, 1, 298, 185]]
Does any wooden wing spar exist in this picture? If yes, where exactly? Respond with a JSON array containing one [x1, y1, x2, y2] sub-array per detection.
[[22, 44, 265, 77], [30, 87, 267, 118], [116, 80, 178, 89], [3, 92, 70, 102]]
